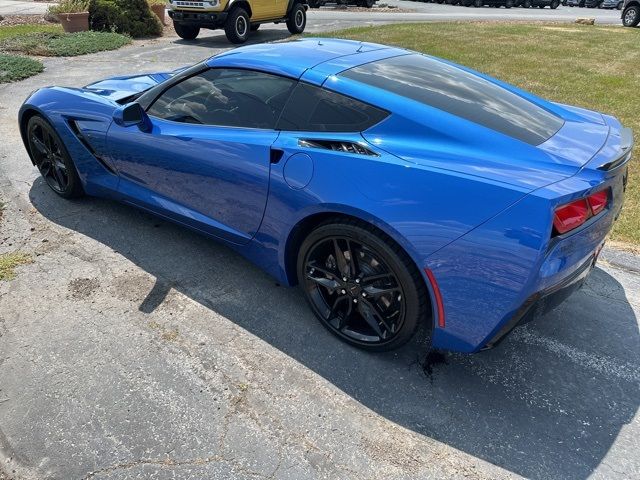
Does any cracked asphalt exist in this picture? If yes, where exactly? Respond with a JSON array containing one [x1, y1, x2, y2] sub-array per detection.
[[0, 33, 639, 480]]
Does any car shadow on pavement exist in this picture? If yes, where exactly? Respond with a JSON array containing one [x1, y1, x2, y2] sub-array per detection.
[[29, 183, 640, 480], [171, 29, 292, 49]]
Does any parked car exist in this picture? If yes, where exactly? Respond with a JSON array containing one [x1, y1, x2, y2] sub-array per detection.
[[600, 0, 623, 8], [464, 0, 514, 6], [308, 0, 377, 7], [18, 39, 632, 353], [167, 0, 307, 44], [566, 0, 603, 6], [622, 0, 640, 24], [516, 0, 560, 7]]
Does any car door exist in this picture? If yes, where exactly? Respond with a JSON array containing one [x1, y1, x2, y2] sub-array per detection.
[[107, 68, 296, 244]]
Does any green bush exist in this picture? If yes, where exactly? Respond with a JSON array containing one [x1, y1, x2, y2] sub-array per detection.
[[0, 54, 43, 83], [0, 31, 131, 56], [89, 0, 162, 38]]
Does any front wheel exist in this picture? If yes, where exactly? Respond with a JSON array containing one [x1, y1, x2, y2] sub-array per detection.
[[622, 5, 640, 25], [286, 3, 306, 34], [174, 22, 200, 40], [298, 220, 430, 351], [26, 115, 84, 199], [224, 7, 250, 44]]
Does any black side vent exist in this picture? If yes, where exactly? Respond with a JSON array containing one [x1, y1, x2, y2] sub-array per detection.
[[67, 120, 117, 175], [298, 139, 378, 157]]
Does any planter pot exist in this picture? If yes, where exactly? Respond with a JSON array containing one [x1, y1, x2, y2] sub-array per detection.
[[150, 4, 166, 26], [56, 12, 89, 33]]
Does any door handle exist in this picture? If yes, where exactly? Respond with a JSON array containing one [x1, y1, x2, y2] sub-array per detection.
[[270, 148, 284, 164]]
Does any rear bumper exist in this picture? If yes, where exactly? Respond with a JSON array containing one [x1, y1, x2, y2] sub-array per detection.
[[169, 10, 228, 27], [481, 250, 598, 350]]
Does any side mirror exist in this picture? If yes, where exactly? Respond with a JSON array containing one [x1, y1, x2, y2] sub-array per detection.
[[113, 102, 151, 132]]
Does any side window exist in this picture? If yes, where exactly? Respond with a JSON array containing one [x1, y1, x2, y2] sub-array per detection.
[[147, 68, 296, 129], [277, 82, 388, 132]]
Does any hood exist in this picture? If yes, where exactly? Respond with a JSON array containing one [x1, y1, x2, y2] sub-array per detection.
[[82, 66, 190, 102]]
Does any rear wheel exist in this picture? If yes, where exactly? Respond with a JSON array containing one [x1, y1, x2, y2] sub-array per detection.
[[224, 7, 250, 44], [622, 5, 640, 25], [174, 22, 200, 40], [26, 115, 84, 199], [298, 220, 430, 351], [286, 2, 306, 34]]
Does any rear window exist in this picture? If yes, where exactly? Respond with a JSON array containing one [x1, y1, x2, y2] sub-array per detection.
[[340, 54, 564, 145], [277, 82, 388, 133]]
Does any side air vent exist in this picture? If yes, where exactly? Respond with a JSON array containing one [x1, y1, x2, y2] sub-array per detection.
[[67, 120, 117, 175], [298, 139, 379, 157]]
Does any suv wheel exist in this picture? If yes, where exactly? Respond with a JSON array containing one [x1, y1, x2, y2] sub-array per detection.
[[622, 5, 640, 25], [523, 0, 531, 7], [286, 3, 306, 34], [473, 0, 482, 6], [224, 7, 250, 44], [617, 1, 623, 9], [550, 0, 559, 7], [174, 22, 200, 40], [505, 0, 513, 7]]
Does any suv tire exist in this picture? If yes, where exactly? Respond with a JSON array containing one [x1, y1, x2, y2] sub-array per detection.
[[225, 7, 250, 44], [286, 3, 306, 34], [550, 0, 559, 7], [622, 4, 640, 25], [174, 22, 200, 40]]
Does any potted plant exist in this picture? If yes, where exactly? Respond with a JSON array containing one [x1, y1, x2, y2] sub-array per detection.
[[48, 0, 91, 33], [147, 0, 167, 26]]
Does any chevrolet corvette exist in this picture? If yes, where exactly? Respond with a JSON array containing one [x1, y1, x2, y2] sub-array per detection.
[[19, 39, 632, 352]]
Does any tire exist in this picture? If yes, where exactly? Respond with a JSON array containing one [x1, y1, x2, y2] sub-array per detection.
[[617, 1, 623, 9], [506, 0, 513, 7], [622, 5, 640, 25], [250, 23, 260, 31], [173, 22, 200, 40], [26, 115, 84, 199], [286, 2, 306, 34], [550, 0, 559, 7], [297, 219, 430, 352], [474, 0, 482, 7], [523, 0, 531, 7], [224, 7, 250, 44]]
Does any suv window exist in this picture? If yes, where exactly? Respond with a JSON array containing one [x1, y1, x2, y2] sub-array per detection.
[[277, 82, 388, 132], [341, 54, 564, 145], [147, 68, 295, 129]]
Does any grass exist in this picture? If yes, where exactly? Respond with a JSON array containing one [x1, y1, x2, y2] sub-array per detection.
[[316, 23, 640, 245], [0, 53, 44, 83], [0, 24, 63, 41], [0, 253, 33, 281], [0, 31, 131, 57]]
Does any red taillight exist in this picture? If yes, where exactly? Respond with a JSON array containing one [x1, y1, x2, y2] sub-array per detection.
[[553, 188, 609, 236], [587, 190, 608, 215], [424, 268, 445, 328]]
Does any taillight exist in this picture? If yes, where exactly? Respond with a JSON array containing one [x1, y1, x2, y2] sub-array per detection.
[[553, 188, 609, 236], [587, 190, 608, 215]]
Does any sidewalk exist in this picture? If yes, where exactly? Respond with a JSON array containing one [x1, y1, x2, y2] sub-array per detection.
[[0, 0, 55, 15]]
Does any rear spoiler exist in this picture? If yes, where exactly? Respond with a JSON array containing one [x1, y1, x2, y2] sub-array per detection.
[[597, 127, 633, 172]]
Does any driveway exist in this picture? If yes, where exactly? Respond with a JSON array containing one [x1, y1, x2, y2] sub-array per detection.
[[0, 37, 639, 480]]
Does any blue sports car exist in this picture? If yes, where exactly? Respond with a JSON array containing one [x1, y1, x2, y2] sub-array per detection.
[[19, 39, 632, 353]]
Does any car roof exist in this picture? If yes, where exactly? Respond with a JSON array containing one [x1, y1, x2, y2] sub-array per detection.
[[206, 38, 409, 83]]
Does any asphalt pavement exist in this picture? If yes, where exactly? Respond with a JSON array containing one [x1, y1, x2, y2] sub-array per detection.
[[0, 22, 638, 480]]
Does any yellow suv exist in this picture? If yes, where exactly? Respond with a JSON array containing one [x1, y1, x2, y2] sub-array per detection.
[[167, 0, 308, 44]]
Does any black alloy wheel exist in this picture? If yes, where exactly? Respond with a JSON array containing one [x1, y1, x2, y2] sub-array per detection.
[[286, 2, 306, 34], [298, 220, 429, 351], [225, 7, 250, 44], [27, 115, 83, 198]]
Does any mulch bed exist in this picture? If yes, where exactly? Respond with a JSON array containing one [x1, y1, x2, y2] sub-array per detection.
[[0, 14, 59, 26]]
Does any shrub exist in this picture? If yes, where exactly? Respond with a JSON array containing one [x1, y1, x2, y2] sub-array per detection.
[[0, 31, 131, 56], [0, 54, 44, 83], [89, 0, 162, 38], [48, 0, 90, 14]]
